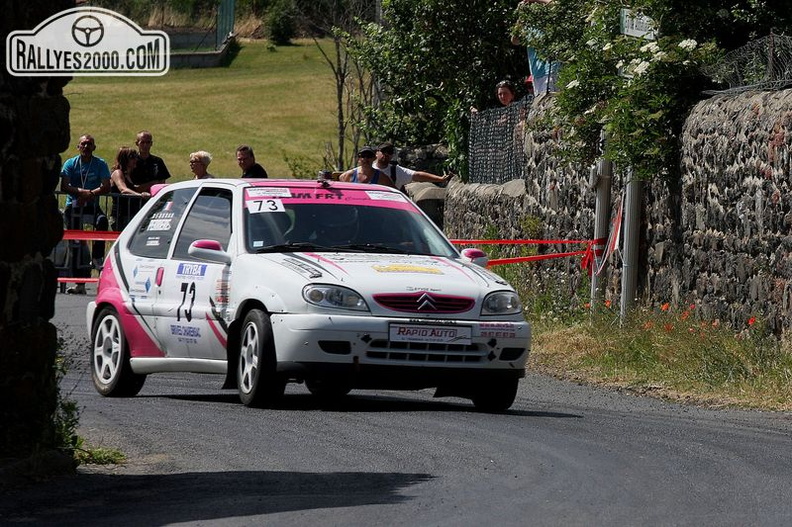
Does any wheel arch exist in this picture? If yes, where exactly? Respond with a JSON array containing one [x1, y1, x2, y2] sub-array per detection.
[[223, 298, 271, 389]]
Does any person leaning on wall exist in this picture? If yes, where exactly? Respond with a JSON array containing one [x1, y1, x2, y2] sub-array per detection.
[[373, 142, 455, 191]]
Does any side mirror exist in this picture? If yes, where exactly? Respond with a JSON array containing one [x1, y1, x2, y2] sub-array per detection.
[[188, 239, 232, 264], [460, 247, 489, 268]]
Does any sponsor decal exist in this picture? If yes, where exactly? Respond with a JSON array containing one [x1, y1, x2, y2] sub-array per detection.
[[170, 324, 201, 344], [246, 197, 285, 213], [479, 322, 518, 339], [246, 188, 292, 198], [390, 324, 472, 345], [366, 190, 407, 202], [176, 262, 207, 278], [6, 7, 169, 77], [147, 218, 171, 231], [281, 257, 323, 278], [373, 264, 443, 275]]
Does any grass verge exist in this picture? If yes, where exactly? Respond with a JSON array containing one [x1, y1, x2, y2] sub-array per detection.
[[65, 38, 337, 180], [530, 304, 792, 411]]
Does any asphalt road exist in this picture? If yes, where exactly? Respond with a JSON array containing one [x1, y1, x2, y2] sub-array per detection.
[[3, 289, 792, 526]]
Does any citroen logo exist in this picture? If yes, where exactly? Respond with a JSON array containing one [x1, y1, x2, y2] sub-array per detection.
[[416, 293, 437, 311]]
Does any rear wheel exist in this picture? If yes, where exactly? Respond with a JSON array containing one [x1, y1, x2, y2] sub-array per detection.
[[471, 378, 518, 413], [237, 309, 285, 407], [91, 307, 146, 397]]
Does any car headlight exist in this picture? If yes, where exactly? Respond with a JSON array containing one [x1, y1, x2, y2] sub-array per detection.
[[303, 285, 370, 311], [481, 291, 522, 315]]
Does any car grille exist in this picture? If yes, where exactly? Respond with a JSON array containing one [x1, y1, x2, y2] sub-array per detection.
[[366, 339, 485, 363], [373, 292, 475, 314]]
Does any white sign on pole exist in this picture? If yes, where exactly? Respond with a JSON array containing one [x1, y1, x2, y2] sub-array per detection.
[[620, 8, 656, 41]]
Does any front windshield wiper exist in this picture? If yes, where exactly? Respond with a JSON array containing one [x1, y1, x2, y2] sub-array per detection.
[[331, 243, 411, 254], [256, 242, 340, 253]]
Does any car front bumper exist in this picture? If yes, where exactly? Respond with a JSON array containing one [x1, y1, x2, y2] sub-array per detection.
[[269, 312, 531, 372]]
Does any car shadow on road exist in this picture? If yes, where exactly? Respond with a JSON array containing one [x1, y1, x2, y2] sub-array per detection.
[[1, 470, 434, 526], [159, 391, 581, 419]]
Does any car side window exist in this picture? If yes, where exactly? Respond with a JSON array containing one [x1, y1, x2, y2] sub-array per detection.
[[127, 188, 197, 259], [172, 188, 233, 261]]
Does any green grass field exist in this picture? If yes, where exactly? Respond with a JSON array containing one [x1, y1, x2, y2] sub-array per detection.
[[65, 39, 337, 180]]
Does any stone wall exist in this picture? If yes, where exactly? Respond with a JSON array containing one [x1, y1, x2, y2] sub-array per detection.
[[444, 89, 792, 333], [1, 1, 73, 458]]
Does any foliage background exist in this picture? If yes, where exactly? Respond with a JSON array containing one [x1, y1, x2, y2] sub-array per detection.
[[514, 0, 792, 181], [354, 0, 529, 176]]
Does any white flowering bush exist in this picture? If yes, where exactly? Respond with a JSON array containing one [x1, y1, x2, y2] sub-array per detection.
[[515, 0, 719, 180]]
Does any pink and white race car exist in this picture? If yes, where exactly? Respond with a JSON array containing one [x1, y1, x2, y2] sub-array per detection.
[[88, 178, 530, 411]]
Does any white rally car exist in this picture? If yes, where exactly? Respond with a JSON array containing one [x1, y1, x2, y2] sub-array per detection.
[[88, 178, 531, 411]]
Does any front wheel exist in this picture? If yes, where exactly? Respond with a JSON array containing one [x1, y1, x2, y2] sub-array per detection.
[[91, 307, 146, 397], [471, 377, 518, 413], [237, 309, 285, 407]]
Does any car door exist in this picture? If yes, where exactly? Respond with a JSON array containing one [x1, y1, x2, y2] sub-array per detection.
[[153, 187, 234, 360], [122, 186, 198, 349]]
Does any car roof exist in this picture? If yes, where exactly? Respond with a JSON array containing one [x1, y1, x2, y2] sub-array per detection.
[[153, 178, 401, 194]]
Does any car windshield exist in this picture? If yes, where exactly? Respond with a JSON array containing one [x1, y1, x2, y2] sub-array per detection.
[[245, 202, 458, 257]]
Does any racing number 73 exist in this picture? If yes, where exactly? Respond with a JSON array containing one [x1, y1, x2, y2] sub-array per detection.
[[178, 282, 196, 322]]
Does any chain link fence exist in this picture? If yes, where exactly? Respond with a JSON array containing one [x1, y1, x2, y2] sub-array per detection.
[[703, 33, 792, 94], [468, 98, 530, 184]]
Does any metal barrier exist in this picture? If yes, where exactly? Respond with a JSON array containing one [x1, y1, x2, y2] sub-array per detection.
[[51, 192, 146, 290]]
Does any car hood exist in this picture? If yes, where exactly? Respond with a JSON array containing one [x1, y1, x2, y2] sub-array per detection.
[[232, 252, 512, 313]]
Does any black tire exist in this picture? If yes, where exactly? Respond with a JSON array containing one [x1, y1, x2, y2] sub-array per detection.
[[471, 377, 518, 413], [237, 309, 285, 407], [91, 306, 146, 397], [306, 379, 352, 400]]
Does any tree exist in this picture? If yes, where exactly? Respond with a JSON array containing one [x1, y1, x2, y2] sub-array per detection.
[[354, 0, 528, 177], [514, 0, 792, 181], [298, 0, 377, 170]]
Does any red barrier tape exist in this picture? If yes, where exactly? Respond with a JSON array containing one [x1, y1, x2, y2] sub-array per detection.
[[450, 238, 597, 245], [451, 237, 605, 273], [62, 230, 121, 241]]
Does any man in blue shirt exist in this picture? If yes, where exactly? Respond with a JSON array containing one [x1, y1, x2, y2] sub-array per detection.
[[60, 134, 111, 294]]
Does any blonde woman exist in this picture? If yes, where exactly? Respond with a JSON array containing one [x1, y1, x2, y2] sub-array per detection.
[[189, 150, 215, 179]]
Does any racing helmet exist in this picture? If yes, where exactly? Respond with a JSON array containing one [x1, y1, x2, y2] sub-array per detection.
[[314, 205, 359, 245]]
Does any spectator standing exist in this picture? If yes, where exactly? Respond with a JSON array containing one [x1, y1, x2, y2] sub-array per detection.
[[237, 145, 269, 178], [189, 151, 215, 179], [60, 134, 112, 294], [471, 79, 519, 114], [373, 142, 455, 191], [338, 146, 395, 187], [131, 130, 171, 191], [110, 147, 151, 231]]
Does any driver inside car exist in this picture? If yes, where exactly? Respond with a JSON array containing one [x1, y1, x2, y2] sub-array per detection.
[[312, 205, 359, 246]]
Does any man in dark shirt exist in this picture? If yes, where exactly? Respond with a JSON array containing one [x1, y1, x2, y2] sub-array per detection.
[[131, 130, 171, 190], [237, 145, 269, 178]]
